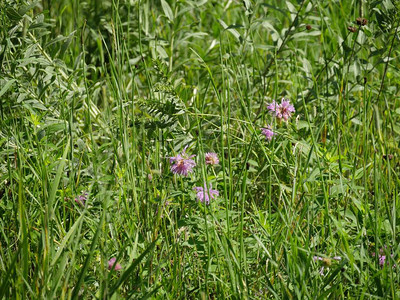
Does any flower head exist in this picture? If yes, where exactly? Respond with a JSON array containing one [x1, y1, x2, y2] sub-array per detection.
[[261, 125, 275, 141], [74, 191, 88, 206], [379, 255, 387, 267], [193, 183, 219, 204], [108, 257, 122, 271], [267, 98, 295, 121], [169, 146, 196, 176], [205, 152, 219, 165], [373, 246, 395, 268], [267, 100, 278, 111]]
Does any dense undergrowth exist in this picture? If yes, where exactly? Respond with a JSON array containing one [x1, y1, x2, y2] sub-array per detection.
[[0, 0, 399, 298]]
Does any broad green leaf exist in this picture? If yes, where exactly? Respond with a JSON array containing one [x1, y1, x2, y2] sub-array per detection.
[[161, 0, 174, 22], [286, 1, 297, 14], [0, 79, 16, 97], [218, 19, 241, 41], [291, 30, 321, 39]]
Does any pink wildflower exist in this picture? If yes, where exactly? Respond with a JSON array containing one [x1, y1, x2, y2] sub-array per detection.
[[267, 100, 278, 111], [169, 146, 196, 176], [193, 184, 219, 204], [205, 152, 219, 165], [74, 192, 88, 206], [108, 257, 122, 271], [373, 246, 395, 268], [261, 125, 275, 141], [267, 98, 295, 121], [379, 255, 387, 267]]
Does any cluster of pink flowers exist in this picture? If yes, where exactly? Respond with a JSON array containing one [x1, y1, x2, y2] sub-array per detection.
[[169, 146, 197, 176], [169, 146, 219, 176], [108, 257, 122, 271], [267, 98, 296, 122], [205, 152, 219, 165], [169, 148, 219, 176], [193, 184, 219, 204], [261, 97, 296, 142], [372, 246, 395, 268], [169, 147, 220, 205], [261, 125, 275, 142], [169, 146, 219, 204]]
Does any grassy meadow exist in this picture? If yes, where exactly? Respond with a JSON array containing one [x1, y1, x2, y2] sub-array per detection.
[[1, 0, 400, 298]]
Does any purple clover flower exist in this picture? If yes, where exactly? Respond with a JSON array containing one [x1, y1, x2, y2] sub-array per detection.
[[169, 146, 196, 176], [379, 255, 387, 267], [193, 183, 219, 204], [205, 152, 219, 165], [261, 125, 275, 141], [267, 98, 295, 121], [373, 246, 395, 268], [267, 100, 278, 111], [108, 257, 122, 271], [74, 191, 88, 206]]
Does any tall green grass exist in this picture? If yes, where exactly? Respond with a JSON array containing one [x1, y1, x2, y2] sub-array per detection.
[[0, 0, 399, 298]]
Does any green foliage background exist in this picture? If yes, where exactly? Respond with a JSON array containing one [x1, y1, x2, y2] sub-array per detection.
[[0, 0, 399, 298]]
